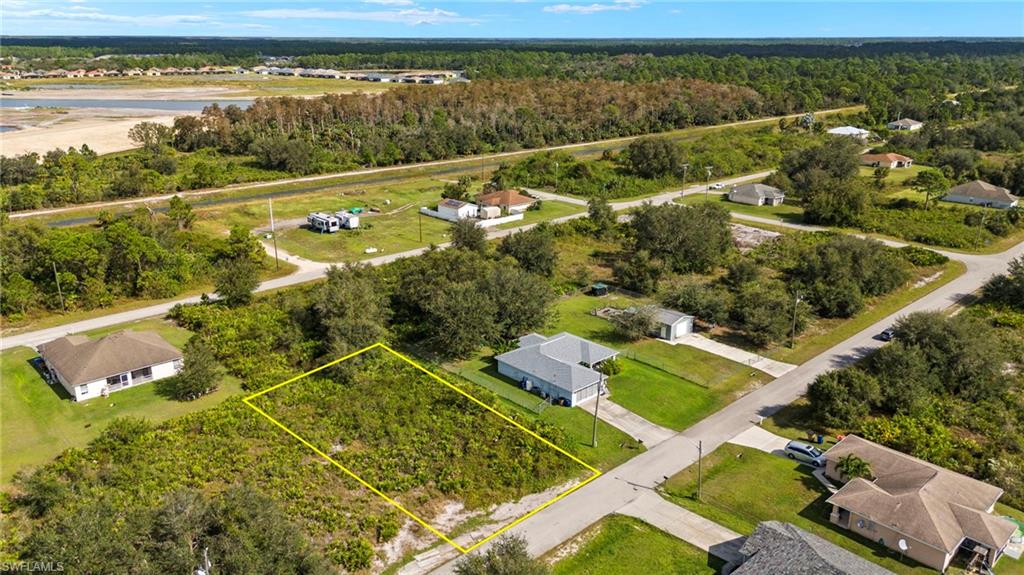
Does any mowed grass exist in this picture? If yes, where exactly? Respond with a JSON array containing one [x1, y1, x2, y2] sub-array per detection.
[[0, 318, 241, 484], [678, 192, 806, 225], [661, 444, 940, 575], [445, 357, 644, 471], [549, 514, 724, 575]]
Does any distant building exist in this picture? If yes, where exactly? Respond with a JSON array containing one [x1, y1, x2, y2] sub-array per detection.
[[886, 118, 924, 131], [827, 126, 871, 142], [732, 521, 895, 575], [727, 183, 785, 207], [475, 189, 537, 214], [495, 332, 618, 406], [825, 435, 1017, 572], [942, 180, 1019, 209], [860, 153, 914, 169], [39, 330, 183, 402], [436, 199, 479, 220]]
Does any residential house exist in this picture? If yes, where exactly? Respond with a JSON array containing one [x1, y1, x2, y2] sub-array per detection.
[[827, 126, 871, 142], [65, 69, 87, 78], [436, 199, 479, 220], [731, 521, 895, 575], [651, 307, 694, 341], [860, 153, 914, 169], [727, 183, 786, 206], [38, 330, 184, 402], [143, 67, 162, 76], [825, 435, 1017, 572], [495, 332, 618, 406], [475, 189, 537, 214], [942, 180, 1019, 209], [887, 118, 924, 131]]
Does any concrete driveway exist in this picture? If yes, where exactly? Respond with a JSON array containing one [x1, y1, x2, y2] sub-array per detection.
[[727, 425, 791, 457], [591, 398, 676, 447], [668, 333, 797, 378]]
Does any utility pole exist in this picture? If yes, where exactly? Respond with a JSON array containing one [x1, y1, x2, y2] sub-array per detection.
[[680, 163, 690, 197], [704, 165, 714, 201], [697, 440, 703, 501], [418, 210, 423, 242], [269, 198, 279, 270], [789, 291, 802, 349], [591, 375, 603, 448], [52, 261, 66, 314]]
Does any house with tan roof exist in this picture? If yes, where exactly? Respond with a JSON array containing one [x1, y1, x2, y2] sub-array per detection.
[[887, 118, 924, 131], [860, 153, 914, 169], [942, 180, 1019, 209], [475, 189, 537, 214], [824, 435, 1017, 572], [38, 330, 183, 402]]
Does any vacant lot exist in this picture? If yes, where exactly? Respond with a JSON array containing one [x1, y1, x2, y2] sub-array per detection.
[[5, 74, 400, 98], [662, 444, 1024, 575], [0, 317, 241, 483], [678, 193, 805, 225], [549, 515, 723, 575]]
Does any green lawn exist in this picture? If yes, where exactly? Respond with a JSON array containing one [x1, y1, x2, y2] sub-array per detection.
[[678, 193, 806, 225], [445, 357, 644, 471], [549, 515, 724, 575], [661, 444, 939, 574], [0, 317, 241, 484], [608, 359, 720, 431], [495, 201, 585, 229]]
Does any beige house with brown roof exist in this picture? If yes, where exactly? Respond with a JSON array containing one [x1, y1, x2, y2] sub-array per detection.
[[475, 189, 537, 214], [825, 435, 1016, 572], [39, 330, 183, 402], [860, 153, 914, 169]]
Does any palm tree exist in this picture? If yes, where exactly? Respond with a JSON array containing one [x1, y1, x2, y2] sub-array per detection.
[[836, 454, 873, 481]]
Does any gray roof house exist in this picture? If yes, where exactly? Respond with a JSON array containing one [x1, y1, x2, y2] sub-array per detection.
[[886, 118, 924, 131], [495, 332, 618, 406], [728, 183, 786, 206], [942, 180, 1019, 209], [39, 330, 184, 402], [732, 521, 895, 575]]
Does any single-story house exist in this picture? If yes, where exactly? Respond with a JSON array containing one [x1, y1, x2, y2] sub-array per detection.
[[942, 180, 1019, 209], [475, 189, 537, 214], [860, 153, 914, 169], [825, 435, 1017, 572], [728, 183, 786, 206], [887, 118, 924, 131], [827, 126, 871, 142], [38, 330, 184, 402], [731, 520, 895, 575], [495, 332, 618, 406], [436, 199, 479, 220]]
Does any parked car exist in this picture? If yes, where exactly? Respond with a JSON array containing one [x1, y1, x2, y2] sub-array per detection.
[[710, 183, 726, 190], [877, 327, 896, 341], [784, 440, 826, 467]]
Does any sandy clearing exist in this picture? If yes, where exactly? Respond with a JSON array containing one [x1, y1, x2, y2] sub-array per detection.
[[0, 113, 181, 156]]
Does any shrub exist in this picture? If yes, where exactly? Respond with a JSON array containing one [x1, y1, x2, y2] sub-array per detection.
[[897, 246, 950, 267]]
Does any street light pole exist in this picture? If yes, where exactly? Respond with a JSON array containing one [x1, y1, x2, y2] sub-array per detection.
[[591, 374, 603, 448], [680, 163, 690, 197], [418, 210, 423, 242], [704, 166, 714, 201]]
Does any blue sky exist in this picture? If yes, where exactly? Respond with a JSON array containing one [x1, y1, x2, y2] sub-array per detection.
[[2, 1, 1022, 38]]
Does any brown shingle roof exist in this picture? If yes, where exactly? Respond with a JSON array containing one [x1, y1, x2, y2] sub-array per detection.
[[860, 153, 913, 163], [39, 330, 182, 386], [947, 180, 1017, 203], [825, 436, 1015, 554], [475, 189, 535, 208]]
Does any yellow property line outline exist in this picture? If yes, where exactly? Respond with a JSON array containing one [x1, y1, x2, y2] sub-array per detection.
[[242, 342, 602, 554]]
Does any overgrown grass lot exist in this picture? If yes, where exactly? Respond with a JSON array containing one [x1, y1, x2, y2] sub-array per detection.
[[0, 318, 242, 483], [549, 515, 724, 575], [5, 74, 400, 97], [662, 444, 1024, 575]]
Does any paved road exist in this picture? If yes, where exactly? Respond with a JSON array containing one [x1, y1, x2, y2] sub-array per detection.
[[429, 237, 1024, 572]]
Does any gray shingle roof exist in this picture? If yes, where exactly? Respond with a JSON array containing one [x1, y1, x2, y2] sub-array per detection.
[[652, 307, 693, 326], [495, 332, 618, 392], [946, 180, 1017, 204], [730, 183, 785, 200], [734, 521, 895, 575], [39, 330, 182, 386]]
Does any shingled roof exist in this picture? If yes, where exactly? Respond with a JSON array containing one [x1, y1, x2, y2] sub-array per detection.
[[825, 435, 1016, 555], [476, 189, 535, 208], [39, 330, 182, 386], [495, 332, 617, 392], [947, 180, 1017, 204], [730, 183, 785, 200], [733, 521, 895, 575]]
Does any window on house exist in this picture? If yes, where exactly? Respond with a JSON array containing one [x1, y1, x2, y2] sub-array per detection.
[[106, 373, 129, 387], [78, 384, 89, 396]]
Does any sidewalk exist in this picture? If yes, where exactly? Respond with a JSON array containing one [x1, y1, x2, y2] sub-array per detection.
[[670, 333, 797, 378], [727, 425, 790, 456], [591, 398, 676, 447], [617, 491, 745, 564]]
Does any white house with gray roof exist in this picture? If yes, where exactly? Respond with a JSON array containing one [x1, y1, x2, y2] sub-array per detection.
[[732, 521, 895, 575], [728, 183, 786, 207], [495, 332, 618, 406]]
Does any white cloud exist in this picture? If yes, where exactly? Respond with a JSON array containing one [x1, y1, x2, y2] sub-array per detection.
[[363, 0, 416, 5], [244, 7, 478, 26], [543, 0, 644, 14], [8, 8, 211, 25]]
